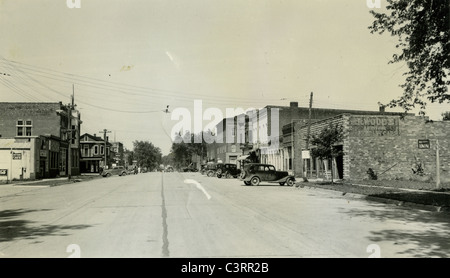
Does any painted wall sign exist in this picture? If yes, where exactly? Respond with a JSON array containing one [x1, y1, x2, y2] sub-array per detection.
[[350, 116, 399, 137], [0, 169, 7, 176]]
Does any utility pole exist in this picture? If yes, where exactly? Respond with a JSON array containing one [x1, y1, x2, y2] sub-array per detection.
[[303, 92, 313, 181], [100, 129, 112, 170], [67, 85, 75, 180], [436, 139, 441, 189]]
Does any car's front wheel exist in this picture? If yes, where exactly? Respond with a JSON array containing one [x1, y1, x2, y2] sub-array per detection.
[[207, 171, 215, 177], [250, 176, 260, 186], [286, 178, 295, 186], [244, 181, 251, 186]]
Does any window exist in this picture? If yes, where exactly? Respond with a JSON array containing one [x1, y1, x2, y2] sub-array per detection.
[[16, 119, 32, 136], [94, 145, 99, 155], [100, 145, 104, 155], [84, 146, 89, 157]]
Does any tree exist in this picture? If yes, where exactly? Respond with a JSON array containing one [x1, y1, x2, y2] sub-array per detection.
[[442, 111, 450, 120], [133, 140, 162, 170], [310, 123, 344, 184], [369, 0, 450, 115], [170, 131, 208, 169]]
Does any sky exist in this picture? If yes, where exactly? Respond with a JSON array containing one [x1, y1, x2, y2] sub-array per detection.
[[0, 0, 449, 155]]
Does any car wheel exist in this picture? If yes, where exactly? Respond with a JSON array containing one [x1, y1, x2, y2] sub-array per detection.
[[240, 171, 246, 179], [106, 173, 111, 177], [244, 181, 251, 186], [286, 178, 295, 186], [207, 171, 214, 177], [279, 182, 285, 186], [217, 174, 222, 178], [225, 172, 232, 179], [250, 177, 260, 186]]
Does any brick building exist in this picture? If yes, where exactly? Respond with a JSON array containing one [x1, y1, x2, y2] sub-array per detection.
[[0, 102, 81, 179], [295, 114, 450, 184]]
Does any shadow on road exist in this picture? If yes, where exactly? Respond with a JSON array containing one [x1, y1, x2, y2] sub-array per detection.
[[342, 204, 450, 258], [0, 209, 92, 243]]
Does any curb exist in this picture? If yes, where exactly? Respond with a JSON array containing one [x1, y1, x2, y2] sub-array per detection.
[[298, 184, 450, 213]]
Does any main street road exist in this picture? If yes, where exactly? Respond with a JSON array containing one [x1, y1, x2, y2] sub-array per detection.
[[1, 172, 449, 258]]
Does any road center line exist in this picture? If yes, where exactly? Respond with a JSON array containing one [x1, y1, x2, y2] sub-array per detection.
[[184, 179, 212, 200], [161, 173, 170, 257]]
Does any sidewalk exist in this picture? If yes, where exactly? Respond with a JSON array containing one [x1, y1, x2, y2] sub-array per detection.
[[0, 174, 101, 198], [297, 179, 450, 212]]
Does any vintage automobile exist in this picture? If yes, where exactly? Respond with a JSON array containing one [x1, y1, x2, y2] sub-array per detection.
[[239, 163, 295, 186], [216, 163, 241, 178], [204, 162, 219, 177], [101, 166, 128, 177], [182, 163, 198, 172]]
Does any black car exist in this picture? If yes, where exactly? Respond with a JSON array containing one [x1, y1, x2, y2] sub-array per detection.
[[239, 163, 295, 186], [216, 163, 241, 178]]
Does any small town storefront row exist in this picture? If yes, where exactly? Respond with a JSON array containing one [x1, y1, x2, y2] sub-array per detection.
[[295, 114, 450, 184]]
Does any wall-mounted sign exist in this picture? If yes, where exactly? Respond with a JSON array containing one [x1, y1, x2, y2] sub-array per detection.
[[350, 116, 400, 137], [418, 139, 430, 149], [0, 169, 7, 176], [12, 153, 22, 160], [302, 150, 311, 159]]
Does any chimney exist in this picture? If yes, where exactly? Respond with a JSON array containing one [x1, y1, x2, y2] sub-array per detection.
[[290, 102, 298, 108], [378, 102, 386, 113]]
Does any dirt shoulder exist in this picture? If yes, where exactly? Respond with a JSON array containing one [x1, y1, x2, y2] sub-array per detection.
[[298, 179, 450, 208], [11, 174, 102, 187]]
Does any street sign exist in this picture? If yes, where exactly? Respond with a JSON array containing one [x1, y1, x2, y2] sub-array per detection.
[[0, 169, 7, 176], [418, 139, 430, 149], [12, 153, 22, 160]]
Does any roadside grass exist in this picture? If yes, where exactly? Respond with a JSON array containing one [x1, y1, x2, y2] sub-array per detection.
[[299, 179, 450, 207]]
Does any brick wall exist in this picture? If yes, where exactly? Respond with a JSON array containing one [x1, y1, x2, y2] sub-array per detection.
[[348, 115, 450, 183], [297, 113, 450, 184], [0, 102, 63, 138]]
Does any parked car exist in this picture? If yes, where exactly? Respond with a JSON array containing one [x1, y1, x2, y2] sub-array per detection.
[[203, 162, 218, 177], [216, 163, 241, 178], [101, 166, 128, 177], [239, 163, 295, 186]]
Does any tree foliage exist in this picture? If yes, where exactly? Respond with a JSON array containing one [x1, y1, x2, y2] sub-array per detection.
[[133, 140, 162, 170], [369, 0, 450, 115], [310, 123, 344, 183], [442, 111, 450, 120], [170, 131, 207, 169]]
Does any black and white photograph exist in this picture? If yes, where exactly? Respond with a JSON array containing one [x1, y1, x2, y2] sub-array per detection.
[[0, 0, 449, 263]]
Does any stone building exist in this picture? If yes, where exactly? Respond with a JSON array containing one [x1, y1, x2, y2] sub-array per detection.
[[295, 113, 450, 184]]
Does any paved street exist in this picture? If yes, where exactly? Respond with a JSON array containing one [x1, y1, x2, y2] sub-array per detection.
[[1, 172, 449, 258]]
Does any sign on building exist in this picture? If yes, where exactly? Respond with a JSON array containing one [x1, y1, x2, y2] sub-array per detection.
[[12, 153, 22, 160], [350, 116, 399, 137], [301, 150, 311, 159], [418, 139, 430, 149], [0, 169, 7, 176]]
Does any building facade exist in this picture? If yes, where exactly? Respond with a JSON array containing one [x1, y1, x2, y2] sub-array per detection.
[[0, 102, 81, 179], [79, 133, 114, 173], [295, 114, 450, 184]]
